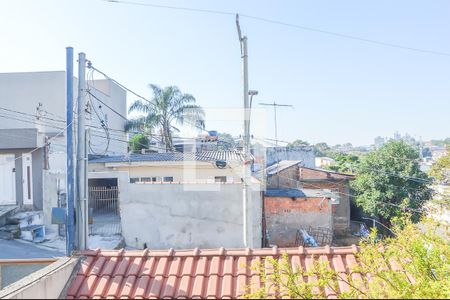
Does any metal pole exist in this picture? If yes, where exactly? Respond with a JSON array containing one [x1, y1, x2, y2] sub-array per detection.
[[65, 47, 75, 256], [236, 14, 253, 248], [76, 52, 88, 250]]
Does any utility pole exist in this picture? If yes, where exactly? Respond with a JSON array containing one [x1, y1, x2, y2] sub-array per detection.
[[66, 47, 75, 255], [236, 14, 253, 248], [76, 52, 88, 250]]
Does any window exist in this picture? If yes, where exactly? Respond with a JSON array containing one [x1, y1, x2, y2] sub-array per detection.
[[215, 176, 227, 183], [163, 176, 173, 182], [130, 177, 140, 183], [141, 177, 161, 183]]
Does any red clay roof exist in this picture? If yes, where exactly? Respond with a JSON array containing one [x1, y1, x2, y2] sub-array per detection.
[[66, 246, 360, 299]]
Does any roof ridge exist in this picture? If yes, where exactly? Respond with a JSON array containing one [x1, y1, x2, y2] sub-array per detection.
[[76, 245, 359, 257]]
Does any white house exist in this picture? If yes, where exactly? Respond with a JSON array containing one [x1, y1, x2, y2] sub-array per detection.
[[0, 71, 127, 228], [88, 151, 263, 249]]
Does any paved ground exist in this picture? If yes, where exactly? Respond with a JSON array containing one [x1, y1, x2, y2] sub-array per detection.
[[0, 239, 64, 259]]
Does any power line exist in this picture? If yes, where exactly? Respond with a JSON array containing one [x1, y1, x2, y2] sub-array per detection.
[[103, 0, 450, 57], [0, 113, 65, 131], [87, 63, 154, 107], [86, 90, 128, 121], [0, 106, 66, 123], [0, 120, 73, 166], [273, 172, 429, 213]]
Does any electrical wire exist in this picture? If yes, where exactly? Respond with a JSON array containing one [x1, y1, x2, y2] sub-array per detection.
[[272, 172, 429, 213], [0, 120, 74, 166], [87, 68, 111, 155], [103, 0, 450, 57]]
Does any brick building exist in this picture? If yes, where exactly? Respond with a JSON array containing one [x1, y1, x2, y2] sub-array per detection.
[[264, 161, 355, 246], [264, 188, 333, 247], [298, 167, 355, 234]]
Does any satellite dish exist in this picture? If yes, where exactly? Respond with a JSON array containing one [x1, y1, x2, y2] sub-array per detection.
[[215, 160, 227, 169]]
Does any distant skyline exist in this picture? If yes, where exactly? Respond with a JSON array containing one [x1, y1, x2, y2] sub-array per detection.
[[1, 0, 449, 145]]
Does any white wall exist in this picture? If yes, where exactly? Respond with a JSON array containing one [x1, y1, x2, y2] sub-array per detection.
[[89, 171, 262, 249], [122, 183, 262, 249], [266, 146, 315, 168], [0, 71, 127, 156], [0, 258, 78, 299]]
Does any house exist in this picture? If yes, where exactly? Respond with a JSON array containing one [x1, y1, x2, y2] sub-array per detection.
[[1, 245, 366, 299], [88, 151, 247, 184], [264, 161, 355, 240], [88, 151, 262, 249], [264, 188, 335, 247], [315, 156, 335, 168], [298, 166, 355, 234], [0, 71, 127, 230]]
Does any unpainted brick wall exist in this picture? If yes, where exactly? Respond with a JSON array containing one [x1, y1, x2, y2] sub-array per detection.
[[264, 196, 332, 247]]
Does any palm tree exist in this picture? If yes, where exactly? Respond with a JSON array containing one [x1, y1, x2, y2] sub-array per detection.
[[125, 84, 205, 152]]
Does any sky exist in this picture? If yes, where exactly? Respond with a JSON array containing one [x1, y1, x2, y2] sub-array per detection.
[[1, 0, 449, 146]]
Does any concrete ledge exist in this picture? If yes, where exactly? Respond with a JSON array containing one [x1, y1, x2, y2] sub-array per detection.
[[0, 257, 79, 299]]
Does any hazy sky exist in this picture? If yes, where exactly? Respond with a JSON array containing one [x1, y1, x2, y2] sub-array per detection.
[[1, 0, 449, 145]]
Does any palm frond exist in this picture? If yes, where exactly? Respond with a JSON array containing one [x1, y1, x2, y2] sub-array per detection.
[[124, 116, 147, 132], [128, 100, 151, 115]]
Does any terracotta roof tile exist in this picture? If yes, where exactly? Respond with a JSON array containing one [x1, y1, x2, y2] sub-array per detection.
[[67, 246, 366, 299]]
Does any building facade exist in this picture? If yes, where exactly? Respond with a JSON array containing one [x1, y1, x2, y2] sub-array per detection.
[[0, 71, 127, 218]]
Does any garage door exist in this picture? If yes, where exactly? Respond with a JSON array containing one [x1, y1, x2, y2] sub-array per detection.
[[0, 154, 16, 205]]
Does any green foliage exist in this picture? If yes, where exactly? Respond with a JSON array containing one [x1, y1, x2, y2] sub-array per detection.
[[323, 152, 359, 173], [351, 140, 432, 222], [244, 218, 450, 299], [128, 133, 149, 153], [430, 138, 450, 147], [288, 139, 310, 147], [313, 142, 330, 156], [217, 132, 236, 150], [429, 149, 450, 183], [125, 84, 204, 151]]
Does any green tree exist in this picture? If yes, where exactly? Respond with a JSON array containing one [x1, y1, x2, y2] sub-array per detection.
[[128, 133, 149, 153], [217, 132, 236, 150], [288, 139, 309, 147], [429, 149, 450, 183], [323, 152, 359, 173], [313, 142, 330, 156], [352, 140, 432, 223], [244, 217, 450, 299], [125, 84, 204, 151]]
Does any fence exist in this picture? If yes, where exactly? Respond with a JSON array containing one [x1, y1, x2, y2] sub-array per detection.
[[88, 186, 119, 215], [88, 186, 121, 235]]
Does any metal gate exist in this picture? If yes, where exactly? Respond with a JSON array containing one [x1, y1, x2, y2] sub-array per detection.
[[88, 186, 121, 235], [89, 186, 119, 215]]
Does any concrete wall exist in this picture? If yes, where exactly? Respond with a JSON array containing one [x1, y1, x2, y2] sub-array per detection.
[[264, 197, 332, 247], [124, 183, 262, 249], [96, 170, 263, 249], [0, 263, 50, 289], [0, 149, 43, 210], [266, 146, 315, 168], [0, 258, 78, 299]]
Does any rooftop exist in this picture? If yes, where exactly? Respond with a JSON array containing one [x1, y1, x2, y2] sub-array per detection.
[[67, 246, 360, 299], [265, 188, 332, 198], [265, 160, 302, 176], [89, 151, 246, 164]]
